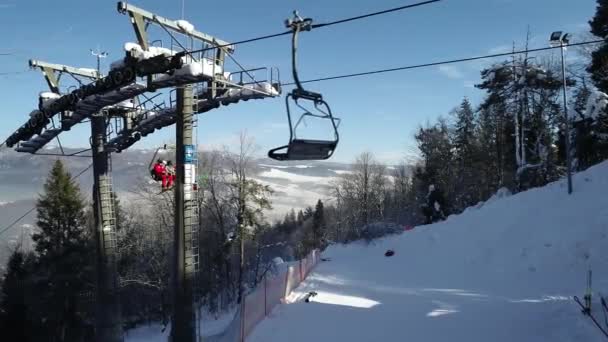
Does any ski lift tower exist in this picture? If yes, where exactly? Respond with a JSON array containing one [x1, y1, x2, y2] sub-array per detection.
[[115, 3, 281, 341], [5, 2, 281, 340]]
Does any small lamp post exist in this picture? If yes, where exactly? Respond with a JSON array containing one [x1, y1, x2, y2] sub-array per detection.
[[550, 31, 573, 194]]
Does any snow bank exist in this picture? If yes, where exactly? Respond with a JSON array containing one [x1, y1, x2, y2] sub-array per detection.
[[465, 187, 512, 213], [249, 161, 608, 342]]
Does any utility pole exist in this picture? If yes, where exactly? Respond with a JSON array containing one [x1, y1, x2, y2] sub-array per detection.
[[550, 31, 573, 194], [91, 112, 122, 341], [90, 48, 108, 76], [172, 84, 197, 342], [560, 41, 573, 194]]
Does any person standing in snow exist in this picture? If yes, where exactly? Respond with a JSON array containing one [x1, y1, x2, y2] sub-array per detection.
[[425, 184, 446, 223]]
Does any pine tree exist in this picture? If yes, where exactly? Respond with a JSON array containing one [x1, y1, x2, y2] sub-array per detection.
[[452, 98, 479, 211], [453, 98, 477, 159], [588, 0, 608, 93], [281, 210, 297, 234], [288, 209, 297, 227], [303, 206, 314, 220], [476, 57, 563, 191], [0, 250, 35, 341], [31, 160, 94, 341], [311, 200, 325, 250], [414, 120, 453, 211], [478, 67, 518, 189], [476, 106, 500, 198]]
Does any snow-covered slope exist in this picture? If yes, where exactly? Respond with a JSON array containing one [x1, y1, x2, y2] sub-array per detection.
[[249, 161, 608, 342]]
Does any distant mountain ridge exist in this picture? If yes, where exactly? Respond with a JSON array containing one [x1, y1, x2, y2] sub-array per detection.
[[0, 147, 359, 247]]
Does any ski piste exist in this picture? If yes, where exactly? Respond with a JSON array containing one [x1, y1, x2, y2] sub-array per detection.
[[247, 161, 608, 342]]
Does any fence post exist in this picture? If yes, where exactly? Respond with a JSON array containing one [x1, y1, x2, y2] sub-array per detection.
[[240, 299, 245, 342], [264, 275, 268, 317], [283, 266, 291, 300]]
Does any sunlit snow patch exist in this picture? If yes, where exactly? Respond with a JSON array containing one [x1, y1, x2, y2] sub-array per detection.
[[426, 309, 459, 317], [309, 292, 380, 309]]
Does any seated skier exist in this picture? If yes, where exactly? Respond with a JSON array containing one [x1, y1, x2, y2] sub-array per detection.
[[163, 160, 176, 190], [151, 159, 165, 182]]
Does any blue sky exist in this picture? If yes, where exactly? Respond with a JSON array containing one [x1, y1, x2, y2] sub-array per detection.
[[0, 0, 597, 164]]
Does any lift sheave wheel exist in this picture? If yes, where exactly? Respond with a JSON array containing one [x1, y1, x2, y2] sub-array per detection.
[[268, 11, 340, 161]]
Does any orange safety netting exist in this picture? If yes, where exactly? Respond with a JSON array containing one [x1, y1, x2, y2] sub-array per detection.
[[235, 249, 319, 341]]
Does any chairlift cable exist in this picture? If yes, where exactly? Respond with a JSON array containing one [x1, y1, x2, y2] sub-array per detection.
[[0, 70, 28, 76], [310, 0, 441, 29], [281, 39, 605, 86], [188, 0, 442, 55]]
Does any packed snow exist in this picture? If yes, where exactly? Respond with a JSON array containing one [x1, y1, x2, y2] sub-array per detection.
[[249, 161, 608, 342]]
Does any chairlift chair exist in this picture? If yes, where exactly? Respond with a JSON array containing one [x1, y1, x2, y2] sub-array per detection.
[[268, 12, 340, 161], [148, 144, 173, 181]]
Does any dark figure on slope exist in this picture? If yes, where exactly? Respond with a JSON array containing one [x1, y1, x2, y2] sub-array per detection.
[[422, 184, 446, 224]]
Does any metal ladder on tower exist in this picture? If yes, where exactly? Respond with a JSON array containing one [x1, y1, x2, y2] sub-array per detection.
[[99, 153, 118, 260], [190, 85, 202, 339]]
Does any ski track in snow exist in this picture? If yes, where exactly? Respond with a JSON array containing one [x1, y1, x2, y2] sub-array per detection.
[[248, 161, 608, 342]]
